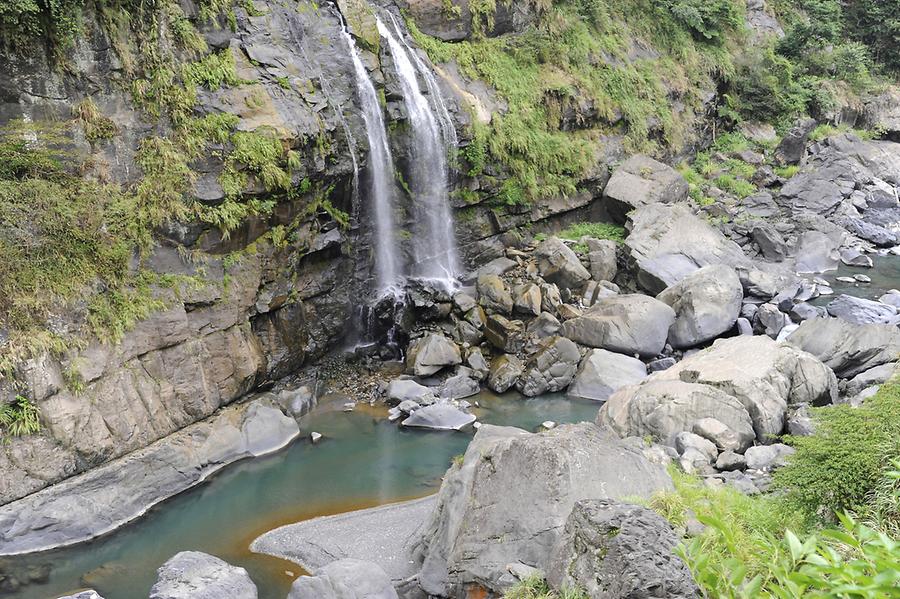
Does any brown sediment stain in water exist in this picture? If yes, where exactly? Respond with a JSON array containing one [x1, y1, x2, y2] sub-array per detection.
[[230, 491, 433, 584]]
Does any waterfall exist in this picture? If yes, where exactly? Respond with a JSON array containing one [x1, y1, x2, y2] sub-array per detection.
[[376, 16, 461, 291], [338, 18, 403, 296]]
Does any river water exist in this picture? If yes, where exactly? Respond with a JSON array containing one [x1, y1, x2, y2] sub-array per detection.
[[2, 392, 599, 599]]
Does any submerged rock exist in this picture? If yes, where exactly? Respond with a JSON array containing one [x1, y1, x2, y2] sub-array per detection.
[[411, 423, 672, 596], [547, 499, 699, 599], [287, 559, 397, 599], [401, 403, 475, 431], [150, 551, 257, 599]]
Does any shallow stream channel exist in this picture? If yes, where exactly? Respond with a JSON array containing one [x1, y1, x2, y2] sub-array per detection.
[[3, 392, 599, 599]]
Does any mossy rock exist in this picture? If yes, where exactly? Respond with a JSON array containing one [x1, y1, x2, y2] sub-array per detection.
[[336, 0, 380, 55]]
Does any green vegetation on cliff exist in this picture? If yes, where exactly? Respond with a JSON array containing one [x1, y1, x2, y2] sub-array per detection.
[[412, 0, 745, 204]]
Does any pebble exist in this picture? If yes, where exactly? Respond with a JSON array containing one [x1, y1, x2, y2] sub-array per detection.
[[472, 421, 482, 429], [835, 276, 856, 283], [310, 432, 323, 444], [853, 274, 871, 283], [818, 286, 834, 295], [342, 402, 355, 412], [541, 421, 557, 430]]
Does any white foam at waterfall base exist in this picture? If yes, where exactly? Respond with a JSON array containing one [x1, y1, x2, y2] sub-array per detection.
[[338, 19, 404, 296], [376, 15, 461, 293]]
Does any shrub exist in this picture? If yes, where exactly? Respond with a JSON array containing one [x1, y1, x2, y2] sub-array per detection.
[[774, 380, 900, 521], [0, 395, 42, 436], [503, 575, 587, 599], [555, 221, 626, 245]]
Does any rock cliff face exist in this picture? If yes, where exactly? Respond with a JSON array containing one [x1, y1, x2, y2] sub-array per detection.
[[0, 0, 732, 509]]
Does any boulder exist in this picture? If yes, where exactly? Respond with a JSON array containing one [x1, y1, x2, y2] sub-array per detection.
[[406, 334, 462, 376], [487, 354, 525, 394], [602, 155, 689, 223], [653, 336, 837, 439], [845, 363, 897, 397], [149, 551, 257, 599], [526, 311, 561, 339], [657, 265, 743, 349], [715, 451, 746, 471], [484, 314, 525, 353], [287, 559, 397, 599], [692, 418, 746, 453], [566, 349, 647, 403], [752, 224, 788, 262], [744, 444, 795, 471], [840, 249, 873, 268], [587, 238, 618, 282], [517, 336, 581, 397], [561, 295, 676, 358], [598, 379, 755, 449], [787, 318, 900, 378], [826, 294, 899, 325], [439, 371, 481, 400], [512, 283, 542, 316], [775, 117, 816, 165], [794, 231, 840, 274], [534, 238, 591, 291], [401, 404, 475, 431], [411, 423, 673, 596], [675, 432, 718, 463], [58, 593, 104, 599], [386, 379, 437, 405], [547, 500, 699, 599], [466, 348, 490, 380], [477, 274, 513, 314], [755, 303, 791, 338], [625, 204, 751, 294]]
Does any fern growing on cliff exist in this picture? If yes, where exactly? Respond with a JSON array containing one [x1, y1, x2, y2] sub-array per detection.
[[0, 395, 42, 437]]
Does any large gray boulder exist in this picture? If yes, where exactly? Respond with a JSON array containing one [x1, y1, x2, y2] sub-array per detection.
[[411, 423, 672, 596], [288, 559, 398, 599], [561, 295, 676, 358], [826, 295, 899, 325], [548, 500, 699, 599], [787, 318, 900, 378], [587, 238, 618, 282], [602, 155, 689, 223], [517, 336, 581, 397], [534, 237, 591, 291], [652, 336, 837, 439], [625, 204, 751, 294], [149, 551, 257, 599], [657, 265, 743, 349], [567, 349, 647, 403], [794, 231, 840, 274], [598, 379, 756, 450], [406, 334, 462, 376]]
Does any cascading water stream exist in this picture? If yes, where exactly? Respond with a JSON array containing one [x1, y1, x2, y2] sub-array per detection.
[[338, 16, 404, 297], [376, 16, 461, 291]]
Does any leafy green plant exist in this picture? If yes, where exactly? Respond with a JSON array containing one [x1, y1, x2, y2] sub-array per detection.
[[0, 395, 42, 437]]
